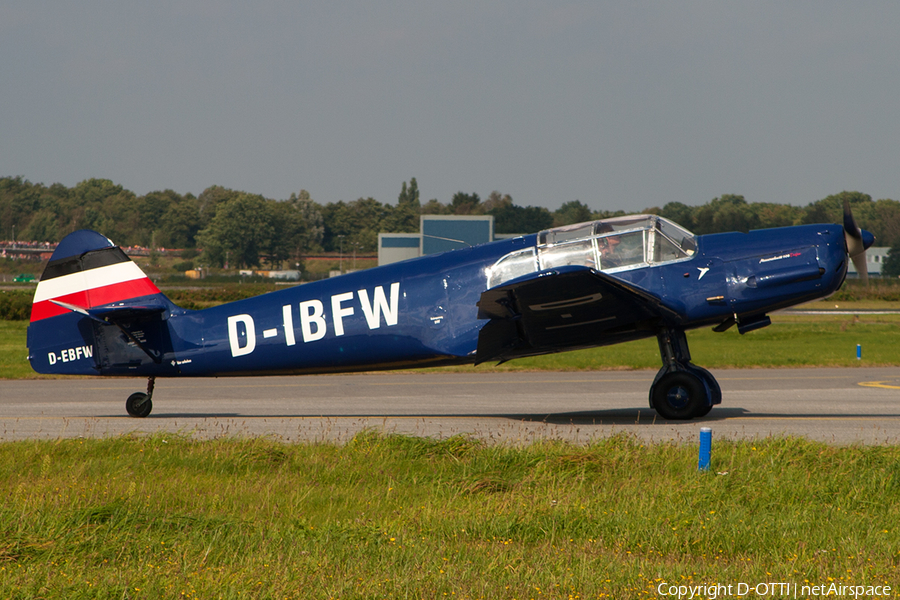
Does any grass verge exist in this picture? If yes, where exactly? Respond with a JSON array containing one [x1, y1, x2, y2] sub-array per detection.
[[1, 433, 897, 598]]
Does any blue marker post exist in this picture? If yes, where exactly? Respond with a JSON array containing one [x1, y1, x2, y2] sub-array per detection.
[[857, 344, 861, 360], [698, 427, 712, 471]]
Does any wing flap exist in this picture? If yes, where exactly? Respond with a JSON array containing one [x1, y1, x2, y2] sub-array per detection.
[[475, 266, 679, 364]]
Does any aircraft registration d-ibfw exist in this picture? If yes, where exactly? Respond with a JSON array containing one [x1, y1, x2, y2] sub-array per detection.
[[27, 201, 873, 420]]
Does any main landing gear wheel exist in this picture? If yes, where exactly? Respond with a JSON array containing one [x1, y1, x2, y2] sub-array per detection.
[[688, 365, 719, 418], [126, 376, 155, 418], [651, 327, 720, 420], [126, 392, 152, 418], [651, 371, 706, 421]]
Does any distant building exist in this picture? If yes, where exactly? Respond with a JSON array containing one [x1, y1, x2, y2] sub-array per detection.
[[238, 269, 301, 281], [377, 233, 421, 266], [378, 215, 502, 266], [846, 246, 890, 277]]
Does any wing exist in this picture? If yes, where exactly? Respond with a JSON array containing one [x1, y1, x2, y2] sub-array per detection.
[[475, 265, 682, 364]]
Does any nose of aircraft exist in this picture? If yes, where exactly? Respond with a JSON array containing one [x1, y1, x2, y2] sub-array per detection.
[[861, 229, 875, 250]]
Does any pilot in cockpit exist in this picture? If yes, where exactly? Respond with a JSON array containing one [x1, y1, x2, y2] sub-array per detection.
[[596, 225, 622, 269]]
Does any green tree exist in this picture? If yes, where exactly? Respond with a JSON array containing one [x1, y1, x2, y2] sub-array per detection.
[[263, 200, 309, 269], [66, 179, 137, 242], [21, 209, 59, 242], [289, 190, 325, 254], [552, 200, 593, 226], [450, 192, 481, 215], [158, 196, 201, 248], [136, 190, 185, 246], [657, 202, 696, 230], [99, 191, 141, 245], [490, 204, 554, 234], [799, 191, 900, 245], [751, 203, 801, 230], [801, 191, 873, 228], [0, 176, 30, 238], [196, 193, 273, 268], [197, 186, 241, 229], [881, 241, 900, 278], [869, 199, 900, 248], [0, 178, 74, 242], [31, 184, 69, 240], [693, 194, 759, 234], [590, 208, 628, 221], [322, 197, 389, 252], [383, 178, 421, 233], [4, 178, 40, 238], [481, 191, 512, 213], [397, 177, 420, 210], [420, 199, 450, 215]]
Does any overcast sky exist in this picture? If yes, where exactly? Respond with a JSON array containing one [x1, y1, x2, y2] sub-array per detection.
[[3, 2, 899, 213]]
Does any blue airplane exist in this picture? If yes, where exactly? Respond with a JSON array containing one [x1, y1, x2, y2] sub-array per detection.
[[26, 201, 873, 420]]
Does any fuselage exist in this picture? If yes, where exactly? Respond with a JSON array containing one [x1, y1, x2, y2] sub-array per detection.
[[27, 219, 849, 378], [146, 221, 850, 377]]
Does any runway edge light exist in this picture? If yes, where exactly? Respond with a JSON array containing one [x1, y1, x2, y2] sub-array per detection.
[[698, 427, 712, 471]]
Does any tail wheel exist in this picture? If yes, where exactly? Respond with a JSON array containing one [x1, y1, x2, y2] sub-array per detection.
[[651, 371, 705, 420], [126, 392, 152, 418]]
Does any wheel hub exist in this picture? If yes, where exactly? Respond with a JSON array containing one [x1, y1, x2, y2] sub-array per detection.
[[666, 385, 691, 409]]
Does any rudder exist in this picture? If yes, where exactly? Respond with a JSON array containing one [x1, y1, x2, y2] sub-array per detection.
[[27, 230, 179, 375]]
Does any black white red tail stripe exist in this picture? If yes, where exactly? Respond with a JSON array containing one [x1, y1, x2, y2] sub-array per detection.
[[30, 232, 161, 322]]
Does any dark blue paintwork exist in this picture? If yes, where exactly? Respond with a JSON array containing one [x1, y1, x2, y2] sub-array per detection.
[[28, 234, 531, 377], [656, 224, 847, 326], [28, 220, 851, 378], [26, 215, 864, 419]]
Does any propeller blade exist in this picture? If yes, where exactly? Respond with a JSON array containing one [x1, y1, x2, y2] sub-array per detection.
[[843, 199, 873, 284], [850, 251, 868, 285]]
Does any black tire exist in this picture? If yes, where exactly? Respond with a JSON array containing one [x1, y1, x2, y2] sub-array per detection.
[[126, 392, 153, 418], [693, 403, 714, 418], [688, 365, 722, 406], [650, 371, 706, 420], [686, 365, 720, 418]]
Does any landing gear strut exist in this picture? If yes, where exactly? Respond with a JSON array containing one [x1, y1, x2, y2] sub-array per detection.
[[649, 327, 720, 420], [126, 377, 155, 418]]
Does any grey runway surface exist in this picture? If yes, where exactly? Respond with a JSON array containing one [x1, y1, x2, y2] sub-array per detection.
[[2, 367, 900, 444]]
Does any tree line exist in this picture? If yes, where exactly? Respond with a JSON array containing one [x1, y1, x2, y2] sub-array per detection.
[[2, 176, 899, 270]]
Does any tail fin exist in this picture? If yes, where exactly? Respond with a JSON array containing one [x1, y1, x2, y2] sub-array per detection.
[[27, 230, 178, 375]]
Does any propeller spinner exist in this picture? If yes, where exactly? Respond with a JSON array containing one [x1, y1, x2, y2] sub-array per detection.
[[843, 199, 876, 283]]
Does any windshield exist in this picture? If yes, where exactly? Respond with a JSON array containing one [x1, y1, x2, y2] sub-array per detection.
[[487, 214, 695, 288]]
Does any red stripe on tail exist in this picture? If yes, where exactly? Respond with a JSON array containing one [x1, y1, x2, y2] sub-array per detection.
[[30, 277, 162, 322]]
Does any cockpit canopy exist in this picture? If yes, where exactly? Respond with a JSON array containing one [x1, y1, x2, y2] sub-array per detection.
[[487, 214, 696, 289]]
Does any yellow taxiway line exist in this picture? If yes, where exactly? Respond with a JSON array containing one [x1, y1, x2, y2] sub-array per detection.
[[859, 381, 900, 390]]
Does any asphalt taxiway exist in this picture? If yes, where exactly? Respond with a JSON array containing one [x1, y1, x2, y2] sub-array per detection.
[[2, 367, 899, 444]]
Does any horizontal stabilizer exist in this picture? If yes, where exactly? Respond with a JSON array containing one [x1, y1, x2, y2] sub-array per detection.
[[47, 290, 168, 324], [86, 300, 168, 323]]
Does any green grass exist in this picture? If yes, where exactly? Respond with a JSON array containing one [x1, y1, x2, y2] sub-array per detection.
[[0, 320, 33, 379], [5, 301, 900, 597], [1, 434, 897, 598], [4, 311, 900, 379]]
